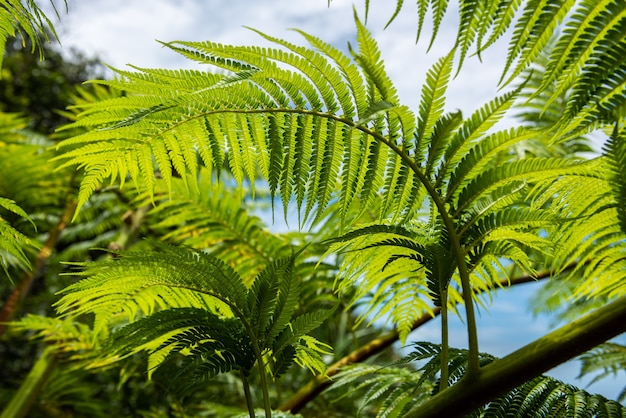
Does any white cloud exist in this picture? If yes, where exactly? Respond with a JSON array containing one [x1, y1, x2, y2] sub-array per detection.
[[47, 0, 510, 116]]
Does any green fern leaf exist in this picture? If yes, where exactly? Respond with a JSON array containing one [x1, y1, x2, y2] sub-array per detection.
[[415, 50, 455, 156], [0, 197, 37, 275], [55, 244, 250, 325], [261, 256, 301, 346], [436, 86, 523, 190], [500, 0, 571, 86]]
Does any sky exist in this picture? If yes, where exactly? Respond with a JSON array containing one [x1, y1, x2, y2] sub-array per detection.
[[41, 0, 624, 402]]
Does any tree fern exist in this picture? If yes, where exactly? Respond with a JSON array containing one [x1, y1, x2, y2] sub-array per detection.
[[23, 3, 625, 417]]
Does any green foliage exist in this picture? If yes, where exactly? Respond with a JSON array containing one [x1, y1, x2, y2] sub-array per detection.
[[55, 244, 334, 397], [365, 0, 626, 135], [2, 1, 626, 417], [0, 196, 37, 276], [578, 343, 626, 403], [471, 376, 626, 418]]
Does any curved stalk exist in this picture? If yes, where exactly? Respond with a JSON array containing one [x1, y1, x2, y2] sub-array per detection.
[[173, 106, 483, 376]]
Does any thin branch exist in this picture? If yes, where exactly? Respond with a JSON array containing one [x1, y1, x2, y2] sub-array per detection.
[[280, 265, 567, 413]]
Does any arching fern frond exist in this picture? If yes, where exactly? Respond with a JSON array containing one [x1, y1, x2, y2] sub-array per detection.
[[548, 126, 626, 301], [55, 243, 250, 329], [324, 221, 440, 343], [55, 17, 423, 226], [355, 0, 625, 140], [106, 307, 255, 385]]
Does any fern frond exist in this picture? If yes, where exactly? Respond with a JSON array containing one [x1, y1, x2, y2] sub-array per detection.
[[328, 363, 432, 418], [0, 196, 37, 275], [259, 256, 300, 346], [0, 0, 64, 68], [415, 49, 455, 158], [326, 221, 453, 342], [106, 307, 256, 384], [55, 18, 424, 225], [579, 343, 626, 392], [144, 169, 291, 279], [10, 314, 99, 361], [453, 158, 592, 217], [477, 375, 626, 417], [547, 127, 626, 301], [55, 243, 250, 327], [500, 0, 571, 86], [436, 87, 524, 192], [401, 342, 496, 390], [603, 124, 626, 231]]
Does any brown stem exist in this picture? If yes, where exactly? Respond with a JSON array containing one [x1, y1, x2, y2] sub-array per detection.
[[279, 265, 571, 413], [0, 198, 77, 335]]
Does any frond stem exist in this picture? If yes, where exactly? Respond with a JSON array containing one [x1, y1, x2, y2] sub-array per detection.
[[249, 333, 272, 417], [344, 113, 481, 378], [240, 370, 256, 418]]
